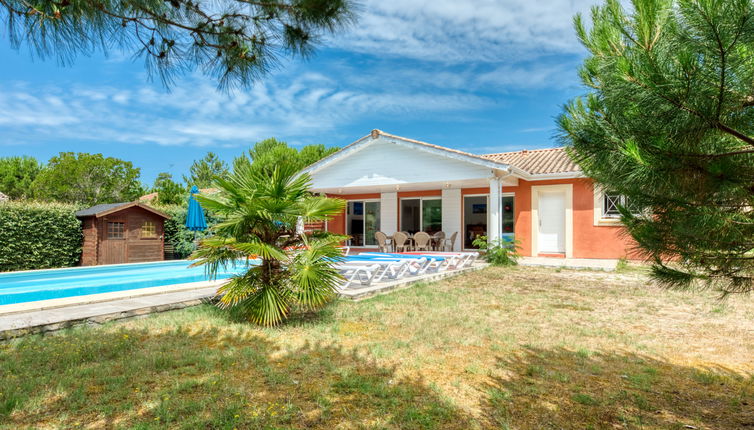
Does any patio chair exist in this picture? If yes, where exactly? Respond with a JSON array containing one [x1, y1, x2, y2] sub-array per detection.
[[444, 231, 458, 252], [375, 231, 389, 252], [413, 232, 431, 251], [431, 231, 445, 251], [392, 231, 410, 252]]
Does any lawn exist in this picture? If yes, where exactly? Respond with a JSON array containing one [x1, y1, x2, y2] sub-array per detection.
[[1, 266, 753, 429]]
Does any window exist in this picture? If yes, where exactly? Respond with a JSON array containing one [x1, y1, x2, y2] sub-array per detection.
[[602, 193, 635, 218], [502, 195, 515, 233], [107, 222, 125, 239], [141, 221, 157, 238]]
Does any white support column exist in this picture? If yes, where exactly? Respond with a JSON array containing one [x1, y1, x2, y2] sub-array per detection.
[[488, 177, 502, 245], [441, 188, 462, 251], [380, 192, 398, 235]]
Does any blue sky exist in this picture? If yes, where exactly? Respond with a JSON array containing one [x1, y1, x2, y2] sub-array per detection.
[[0, 0, 598, 184]]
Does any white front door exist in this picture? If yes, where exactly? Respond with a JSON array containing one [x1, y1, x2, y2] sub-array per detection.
[[538, 191, 565, 253]]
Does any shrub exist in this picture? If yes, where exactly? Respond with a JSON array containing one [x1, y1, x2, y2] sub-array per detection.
[[157, 204, 219, 259], [0, 201, 82, 271], [472, 235, 520, 266]]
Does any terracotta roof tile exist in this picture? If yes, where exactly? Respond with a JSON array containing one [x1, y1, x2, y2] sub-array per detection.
[[481, 147, 580, 175]]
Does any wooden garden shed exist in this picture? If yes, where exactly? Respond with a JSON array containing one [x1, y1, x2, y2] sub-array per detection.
[[75, 202, 170, 266]]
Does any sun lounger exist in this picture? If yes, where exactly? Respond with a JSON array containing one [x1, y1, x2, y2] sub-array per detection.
[[344, 255, 426, 277], [337, 257, 417, 289], [397, 251, 479, 268], [355, 253, 445, 274], [337, 262, 382, 289]]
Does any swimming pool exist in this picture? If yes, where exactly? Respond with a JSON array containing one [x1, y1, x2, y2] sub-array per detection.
[[0, 260, 252, 306]]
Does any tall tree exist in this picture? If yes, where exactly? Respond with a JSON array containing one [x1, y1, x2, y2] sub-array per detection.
[[233, 138, 338, 174], [298, 143, 340, 168], [558, 0, 754, 295], [192, 162, 345, 325], [0, 156, 41, 200], [32, 152, 144, 205], [0, 0, 355, 88], [152, 172, 184, 205], [184, 152, 229, 188]]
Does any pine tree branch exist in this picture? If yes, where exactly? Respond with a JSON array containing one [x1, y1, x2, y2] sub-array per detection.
[[0, 0, 354, 88], [624, 75, 754, 148]]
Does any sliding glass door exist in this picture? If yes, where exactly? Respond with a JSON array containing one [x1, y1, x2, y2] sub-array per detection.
[[400, 198, 442, 234], [463, 195, 487, 249], [364, 201, 380, 246], [346, 200, 380, 247]]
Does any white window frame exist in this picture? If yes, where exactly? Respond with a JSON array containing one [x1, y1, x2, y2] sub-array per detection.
[[399, 197, 442, 233], [593, 186, 626, 226]]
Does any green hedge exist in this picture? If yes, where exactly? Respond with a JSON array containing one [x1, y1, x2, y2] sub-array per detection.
[[158, 204, 219, 259], [0, 201, 83, 271]]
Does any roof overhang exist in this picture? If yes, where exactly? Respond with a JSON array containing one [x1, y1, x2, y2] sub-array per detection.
[[300, 129, 519, 178], [83, 202, 171, 219], [524, 171, 587, 181]]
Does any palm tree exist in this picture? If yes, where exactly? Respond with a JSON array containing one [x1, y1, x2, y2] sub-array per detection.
[[190, 162, 346, 326]]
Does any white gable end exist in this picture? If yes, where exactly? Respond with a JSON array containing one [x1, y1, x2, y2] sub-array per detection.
[[309, 137, 495, 190]]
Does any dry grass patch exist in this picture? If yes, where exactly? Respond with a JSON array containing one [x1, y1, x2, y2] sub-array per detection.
[[1, 266, 753, 429]]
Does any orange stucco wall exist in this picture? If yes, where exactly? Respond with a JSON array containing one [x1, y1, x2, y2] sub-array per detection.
[[325, 193, 380, 236], [325, 179, 637, 259], [501, 178, 636, 259]]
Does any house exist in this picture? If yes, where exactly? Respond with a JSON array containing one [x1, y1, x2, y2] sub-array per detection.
[[75, 202, 170, 265], [301, 129, 635, 259]]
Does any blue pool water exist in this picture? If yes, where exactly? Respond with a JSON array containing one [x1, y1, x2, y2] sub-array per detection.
[[0, 260, 252, 305]]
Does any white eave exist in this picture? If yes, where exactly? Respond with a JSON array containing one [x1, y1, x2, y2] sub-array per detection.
[[299, 129, 584, 185], [300, 129, 518, 178]]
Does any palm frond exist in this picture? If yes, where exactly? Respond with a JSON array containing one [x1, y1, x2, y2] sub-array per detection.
[[228, 280, 293, 326], [189, 237, 245, 279], [296, 196, 346, 221], [231, 240, 287, 262], [288, 236, 345, 309]]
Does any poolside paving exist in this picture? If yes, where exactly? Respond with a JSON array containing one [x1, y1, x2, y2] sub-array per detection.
[[0, 287, 216, 340]]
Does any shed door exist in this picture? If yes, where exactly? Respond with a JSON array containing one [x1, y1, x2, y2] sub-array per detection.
[[101, 220, 127, 264]]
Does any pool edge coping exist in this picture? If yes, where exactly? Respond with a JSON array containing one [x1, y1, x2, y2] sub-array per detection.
[[0, 279, 226, 316], [0, 259, 195, 277]]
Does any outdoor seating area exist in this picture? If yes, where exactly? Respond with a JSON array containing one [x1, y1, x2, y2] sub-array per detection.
[[373, 230, 458, 253]]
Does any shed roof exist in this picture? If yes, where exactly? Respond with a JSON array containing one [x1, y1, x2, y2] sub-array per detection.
[[75, 202, 170, 219]]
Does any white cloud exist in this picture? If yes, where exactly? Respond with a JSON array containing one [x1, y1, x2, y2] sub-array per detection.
[[0, 0, 601, 150], [519, 126, 552, 133], [0, 70, 493, 148], [335, 0, 596, 63]]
